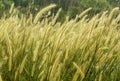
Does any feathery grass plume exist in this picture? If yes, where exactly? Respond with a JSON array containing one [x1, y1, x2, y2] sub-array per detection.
[[104, 29, 113, 45], [31, 63, 36, 77], [49, 51, 62, 81], [14, 65, 20, 81], [9, 3, 14, 14], [38, 71, 44, 79], [39, 50, 48, 70], [33, 4, 56, 24], [40, 75, 45, 81], [50, 24, 69, 61], [33, 41, 40, 62], [51, 8, 62, 25], [98, 72, 103, 81], [26, 14, 33, 25], [115, 14, 120, 23], [54, 63, 63, 81], [8, 48, 13, 71], [72, 62, 84, 81], [63, 48, 69, 63], [75, 7, 92, 21], [19, 54, 28, 74], [4, 31, 13, 71], [107, 7, 119, 26]]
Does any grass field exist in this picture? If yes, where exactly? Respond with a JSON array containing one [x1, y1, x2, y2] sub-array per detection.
[[0, 4, 120, 81]]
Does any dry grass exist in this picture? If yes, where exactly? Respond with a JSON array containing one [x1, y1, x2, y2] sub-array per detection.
[[0, 4, 120, 81]]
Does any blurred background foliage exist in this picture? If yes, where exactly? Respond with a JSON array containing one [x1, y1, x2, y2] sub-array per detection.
[[0, 0, 120, 21]]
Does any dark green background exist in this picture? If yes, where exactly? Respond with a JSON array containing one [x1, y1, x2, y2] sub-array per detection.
[[0, 0, 120, 20]]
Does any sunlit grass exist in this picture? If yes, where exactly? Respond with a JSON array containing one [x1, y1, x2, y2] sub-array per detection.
[[0, 4, 120, 81]]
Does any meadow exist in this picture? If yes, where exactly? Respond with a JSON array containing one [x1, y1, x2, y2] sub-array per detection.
[[0, 4, 120, 81]]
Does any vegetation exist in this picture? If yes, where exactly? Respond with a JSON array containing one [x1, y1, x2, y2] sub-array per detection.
[[0, 0, 120, 19], [0, 4, 120, 81]]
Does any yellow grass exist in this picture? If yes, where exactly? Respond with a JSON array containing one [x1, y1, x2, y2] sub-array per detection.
[[0, 4, 120, 81]]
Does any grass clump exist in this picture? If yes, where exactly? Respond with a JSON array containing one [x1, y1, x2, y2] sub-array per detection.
[[0, 5, 120, 81]]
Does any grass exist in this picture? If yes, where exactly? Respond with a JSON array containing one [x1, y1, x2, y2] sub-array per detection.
[[0, 4, 120, 81]]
